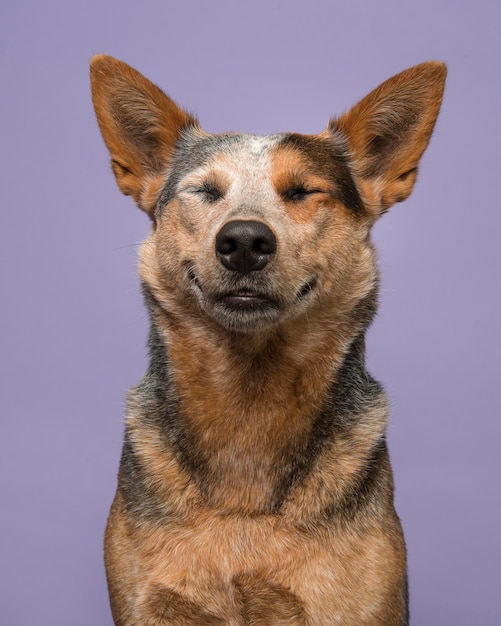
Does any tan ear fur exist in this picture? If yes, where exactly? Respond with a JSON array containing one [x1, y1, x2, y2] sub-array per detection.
[[329, 61, 447, 214], [90, 54, 198, 215]]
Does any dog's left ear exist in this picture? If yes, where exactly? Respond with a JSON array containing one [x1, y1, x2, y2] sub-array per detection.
[[90, 55, 198, 216], [329, 61, 446, 215]]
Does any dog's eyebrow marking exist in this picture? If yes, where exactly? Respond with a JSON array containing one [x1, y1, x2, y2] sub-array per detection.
[[273, 134, 364, 214]]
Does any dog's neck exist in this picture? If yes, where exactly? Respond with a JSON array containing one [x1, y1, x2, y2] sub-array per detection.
[[132, 287, 383, 514]]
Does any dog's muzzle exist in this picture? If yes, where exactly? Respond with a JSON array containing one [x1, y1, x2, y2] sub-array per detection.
[[185, 220, 317, 331]]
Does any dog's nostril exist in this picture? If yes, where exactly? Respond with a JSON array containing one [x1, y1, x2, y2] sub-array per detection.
[[215, 220, 276, 274], [253, 237, 274, 254], [217, 237, 237, 255]]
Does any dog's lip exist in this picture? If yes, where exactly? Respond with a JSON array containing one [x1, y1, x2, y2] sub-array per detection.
[[188, 267, 277, 307], [217, 291, 275, 308]]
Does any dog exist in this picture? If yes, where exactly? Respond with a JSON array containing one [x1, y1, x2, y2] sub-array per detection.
[[91, 55, 446, 625]]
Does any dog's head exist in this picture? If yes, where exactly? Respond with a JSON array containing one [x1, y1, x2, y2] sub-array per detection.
[[91, 56, 445, 333]]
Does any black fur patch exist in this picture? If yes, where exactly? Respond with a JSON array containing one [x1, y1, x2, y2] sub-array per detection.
[[322, 438, 392, 523], [118, 434, 163, 520], [403, 574, 410, 626]]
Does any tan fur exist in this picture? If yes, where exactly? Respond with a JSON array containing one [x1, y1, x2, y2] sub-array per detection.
[[91, 55, 446, 625]]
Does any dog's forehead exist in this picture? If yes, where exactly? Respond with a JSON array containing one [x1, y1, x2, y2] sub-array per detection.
[[178, 131, 285, 177], [190, 133, 283, 177]]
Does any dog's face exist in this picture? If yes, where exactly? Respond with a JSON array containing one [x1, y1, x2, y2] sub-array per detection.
[[91, 57, 446, 333], [145, 130, 377, 332]]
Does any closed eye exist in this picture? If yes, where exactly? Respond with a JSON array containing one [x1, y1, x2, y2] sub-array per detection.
[[282, 185, 323, 202], [193, 182, 223, 202]]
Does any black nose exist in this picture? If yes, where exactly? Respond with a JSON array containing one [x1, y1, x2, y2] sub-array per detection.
[[215, 220, 276, 274]]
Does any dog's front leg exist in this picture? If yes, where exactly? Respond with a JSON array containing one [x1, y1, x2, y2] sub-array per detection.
[[136, 585, 228, 626], [234, 574, 307, 625], [133, 577, 308, 626]]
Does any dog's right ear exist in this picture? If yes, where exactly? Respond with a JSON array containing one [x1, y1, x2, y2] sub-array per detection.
[[90, 55, 198, 216]]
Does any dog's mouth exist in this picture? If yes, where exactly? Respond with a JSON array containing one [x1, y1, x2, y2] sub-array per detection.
[[217, 291, 275, 308], [187, 266, 317, 330]]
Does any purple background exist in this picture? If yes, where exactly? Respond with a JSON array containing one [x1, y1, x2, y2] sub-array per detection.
[[1, 1, 500, 624]]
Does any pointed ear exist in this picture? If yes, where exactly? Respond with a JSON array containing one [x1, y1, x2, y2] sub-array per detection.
[[329, 61, 446, 215], [90, 54, 198, 216]]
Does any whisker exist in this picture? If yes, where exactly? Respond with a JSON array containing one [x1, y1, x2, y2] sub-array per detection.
[[112, 242, 143, 251]]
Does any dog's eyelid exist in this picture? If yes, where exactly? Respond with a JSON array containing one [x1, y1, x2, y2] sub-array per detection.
[[282, 186, 326, 201], [184, 183, 224, 202]]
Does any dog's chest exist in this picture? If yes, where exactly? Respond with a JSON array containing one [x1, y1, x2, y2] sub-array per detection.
[[112, 502, 404, 625]]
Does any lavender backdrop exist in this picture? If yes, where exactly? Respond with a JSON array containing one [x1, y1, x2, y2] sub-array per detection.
[[1, 1, 500, 624]]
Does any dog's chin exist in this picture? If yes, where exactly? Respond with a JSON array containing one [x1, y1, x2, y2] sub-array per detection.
[[188, 270, 317, 333]]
